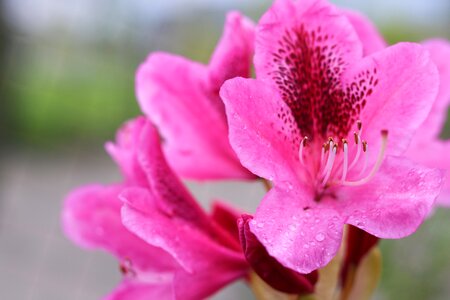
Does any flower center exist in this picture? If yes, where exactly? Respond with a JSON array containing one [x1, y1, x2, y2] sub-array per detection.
[[298, 121, 388, 197]]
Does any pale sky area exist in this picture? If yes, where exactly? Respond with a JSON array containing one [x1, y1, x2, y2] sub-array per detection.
[[3, 0, 449, 37]]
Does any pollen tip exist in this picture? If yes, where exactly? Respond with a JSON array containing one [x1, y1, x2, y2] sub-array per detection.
[[381, 129, 388, 137], [342, 138, 347, 145], [357, 120, 362, 131], [302, 136, 309, 147], [353, 132, 359, 144], [362, 140, 368, 152]]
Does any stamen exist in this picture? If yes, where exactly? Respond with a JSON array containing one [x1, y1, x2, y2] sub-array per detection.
[[357, 120, 362, 131], [358, 142, 368, 177], [320, 143, 326, 166], [340, 139, 349, 182], [322, 144, 337, 186], [348, 132, 361, 171], [321, 140, 334, 177], [343, 131, 388, 186], [299, 136, 308, 165]]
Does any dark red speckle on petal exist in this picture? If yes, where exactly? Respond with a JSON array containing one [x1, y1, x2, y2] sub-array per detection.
[[270, 25, 378, 145]]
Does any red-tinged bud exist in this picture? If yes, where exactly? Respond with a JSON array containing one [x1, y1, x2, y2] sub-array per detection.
[[238, 214, 318, 295], [340, 225, 379, 285]]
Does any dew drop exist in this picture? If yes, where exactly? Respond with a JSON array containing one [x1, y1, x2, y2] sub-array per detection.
[[315, 233, 325, 242]]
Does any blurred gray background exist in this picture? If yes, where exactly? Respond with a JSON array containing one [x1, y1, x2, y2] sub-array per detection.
[[0, 0, 449, 299]]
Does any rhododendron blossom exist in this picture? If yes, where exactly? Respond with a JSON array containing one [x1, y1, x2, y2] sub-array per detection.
[[221, 0, 444, 273], [342, 9, 450, 207], [136, 12, 256, 180], [63, 117, 250, 299]]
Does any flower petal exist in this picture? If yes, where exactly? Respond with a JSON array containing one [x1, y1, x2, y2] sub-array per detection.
[[254, 0, 362, 84], [173, 260, 247, 300], [208, 11, 255, 91], [121, 187, 248, 277], [335, 156, 444, 238], [105, 117, 148, 186], [220, 77, 302, 185], [405, 140, 450, 206], [136, 122, 229, 236], [411, 39, 450, 141], [104, 280, 173, 300], [239, 214, 317, 294], [343, 42, 439, 158], [211, 200, 242, 244], [62, 184, 175, 272], [136, 43, 254, 180], [342, 9, 386, 56], [250, 186, 344, 274]]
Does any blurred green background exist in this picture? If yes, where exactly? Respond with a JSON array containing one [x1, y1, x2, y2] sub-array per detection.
[[0, 0, 449, 299]]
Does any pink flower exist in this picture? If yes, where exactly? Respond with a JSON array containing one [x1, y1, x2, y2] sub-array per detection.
[[343, 8, 450, 207], [404, 40, 450, 206], [62, 117, 250, 299], [119, 119, 319, 296], [136, 12, 256, 180], [220, 0, 444, 274]]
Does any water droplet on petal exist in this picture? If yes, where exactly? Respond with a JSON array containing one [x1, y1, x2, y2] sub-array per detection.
[[315, 233, 325, 242]]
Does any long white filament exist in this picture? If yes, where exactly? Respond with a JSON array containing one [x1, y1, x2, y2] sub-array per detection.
[[340, 141, 349, 182], [322, 145, 337, 186], [321, 141, 334, 177], [298, 136, 308, 166], [342, 131, 388, 186], [348, 132, 361, 171]]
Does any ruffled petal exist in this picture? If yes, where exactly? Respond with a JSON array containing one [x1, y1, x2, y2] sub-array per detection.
[[121, 187, 248, 277], [136, 121, 227, 236], [104, 280, 173, 300], [343, 42, 439, 159], [220, 77, 302, 185], [406, 140, 450, 206], [173, 260, 247, 300], [136, 54, 253, 180], [105, 117, 148, 186], [210, 200, 242, 244], [334, 156, 444, 238], [62, 184, 176, 272], [254, 0, 362, 84], [342, 9, 386, 56], [250, 186, 344, 274], [239, 214, 317, 294], [208, 11, 255, 91], [414, 39, 450, 139]]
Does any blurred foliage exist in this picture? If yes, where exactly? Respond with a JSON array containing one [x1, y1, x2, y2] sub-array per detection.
[[379, 208, 450, 300], [4, 38, 141, 147]]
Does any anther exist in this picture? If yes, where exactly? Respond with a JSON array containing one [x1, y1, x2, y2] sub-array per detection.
[[299, 136, 308, 165], [357, 120, 362, 131], [343, 130, 388, 186], [354, 132, 359, 144], [362, 140, 368, 152]]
